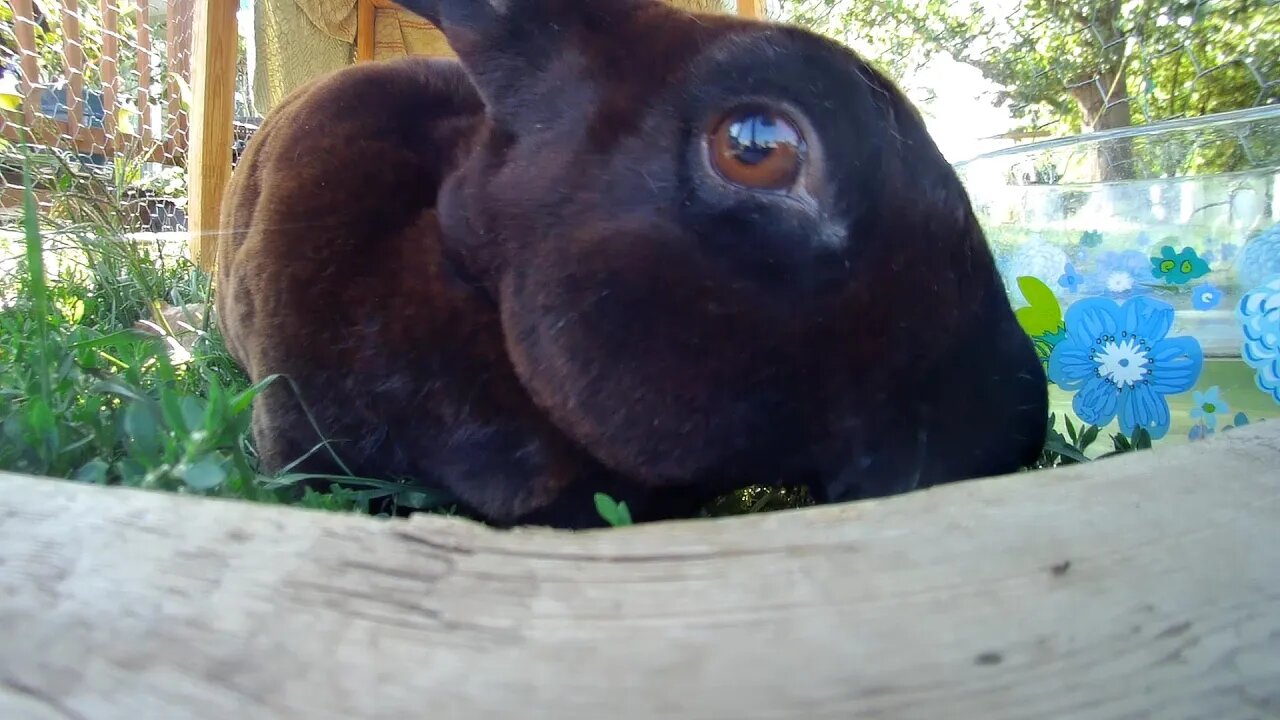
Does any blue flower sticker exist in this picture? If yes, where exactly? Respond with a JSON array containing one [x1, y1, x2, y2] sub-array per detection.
[[1238, 223, 1280, 290], [1080, 230, 1103, 248], [1058, 263, 1084, 293], [1220, 242, 1239, 263], [1238, 274, 1280, 405], [999, 241, 1070, 306], [1048, 295, 1204, 440], [1151, 246, 1210, 285], [1090, 250, 1149, 297], [1190, 386, 1230, 429], [1190, 283, 1223, 311]]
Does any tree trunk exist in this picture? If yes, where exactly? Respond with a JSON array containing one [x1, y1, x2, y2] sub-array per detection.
[[1068, 19, 1135, 182], [1069, 65, 1134, 181]]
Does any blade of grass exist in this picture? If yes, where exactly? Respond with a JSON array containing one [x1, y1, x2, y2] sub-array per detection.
[[22, 154, 53, 411]]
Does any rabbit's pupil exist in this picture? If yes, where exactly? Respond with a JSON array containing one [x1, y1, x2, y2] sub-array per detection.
[[709, 109, 805, 191]]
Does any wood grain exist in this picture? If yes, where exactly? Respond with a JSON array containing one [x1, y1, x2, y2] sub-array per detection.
[[100, 0, 120, 142], [61, 0, 85, 134], [1, 421, 1278, 719], [167, 0, 194, 155], [356, 0, 377, 62], [186, 0, 239, 270], [12, 0, 39, 127], [137, 0, 153, 144]]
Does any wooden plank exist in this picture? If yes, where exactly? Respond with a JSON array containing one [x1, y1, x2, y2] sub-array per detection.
[[736, 0, 764, 17], [137, 0, 153, 144], [166, 0, 194, 154], [356, 0, 376, 62], [186, 0, 238, 270], [12, 0, 39, 127], [62, 0, 85, 134], [100, 0, 120, 145], [0, 421, 1277, 718]]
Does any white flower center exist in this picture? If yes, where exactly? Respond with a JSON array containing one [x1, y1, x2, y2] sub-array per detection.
[[1095, 337, 1149, 387], [1106, 271, 1134, 293]]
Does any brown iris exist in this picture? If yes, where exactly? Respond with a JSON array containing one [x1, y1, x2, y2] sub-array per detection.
[[708, 108, 806, 190]]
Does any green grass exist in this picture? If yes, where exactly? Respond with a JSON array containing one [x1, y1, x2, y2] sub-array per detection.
[[0, 156, 1154, 528], [0, 156, 473, 516]]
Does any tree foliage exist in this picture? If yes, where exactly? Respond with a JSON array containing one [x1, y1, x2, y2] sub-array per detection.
[[780, 0, 1279, 137]]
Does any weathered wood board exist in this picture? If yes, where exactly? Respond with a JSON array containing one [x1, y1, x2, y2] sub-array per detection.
[[1, 422, 1278, 719]]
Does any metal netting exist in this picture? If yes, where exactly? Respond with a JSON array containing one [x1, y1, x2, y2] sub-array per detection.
[[1, 0, 257, 238]]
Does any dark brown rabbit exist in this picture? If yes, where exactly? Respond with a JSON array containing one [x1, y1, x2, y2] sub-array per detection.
[[216, 0, 1048, 528]]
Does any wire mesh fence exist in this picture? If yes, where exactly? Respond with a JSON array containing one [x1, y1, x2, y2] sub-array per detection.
[[1, 0, 204, 233], [3, 0, 1277, 233]]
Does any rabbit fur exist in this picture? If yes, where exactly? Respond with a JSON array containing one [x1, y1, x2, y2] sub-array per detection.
[[216, 0, 1049, 528]]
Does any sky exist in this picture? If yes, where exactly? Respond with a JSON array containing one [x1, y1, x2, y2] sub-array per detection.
[[910, 54, 1021, 163]]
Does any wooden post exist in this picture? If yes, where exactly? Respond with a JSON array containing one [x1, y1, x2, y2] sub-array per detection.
[[101, 0, 120, 146], [62, 0, 85, 134], [167, 0, 194, 157], [736, 0, 764, 17], [12, 0, 39, 127], [137, 0, 153, 144], [186, 0, 238, 271], [356, 0, 377, 62]]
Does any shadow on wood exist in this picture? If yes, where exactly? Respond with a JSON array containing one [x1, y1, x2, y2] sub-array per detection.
[[1, 421, 1278, 719]]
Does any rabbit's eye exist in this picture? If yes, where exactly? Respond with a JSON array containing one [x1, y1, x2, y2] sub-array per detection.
[[709, 109, 806, 190]]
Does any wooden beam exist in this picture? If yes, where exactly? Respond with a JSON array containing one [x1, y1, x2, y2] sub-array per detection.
[[61, 0, 85, 134], [137, 0, 153, 144], [356, 0, 377, 62], [100, 0, 120, 145], [186, 0, 238, 270], [166, 0, 194, 154], [12, 0, 39, 127], [1, 422, 1278, 718], [356, 0, 402, 62], [736, 0, 764, 18]]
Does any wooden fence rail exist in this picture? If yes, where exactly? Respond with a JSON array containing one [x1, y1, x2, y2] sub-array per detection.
[[1, 419, 1277, 718]]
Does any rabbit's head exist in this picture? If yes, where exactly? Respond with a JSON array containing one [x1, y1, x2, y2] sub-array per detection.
[[404, 0, 1048, 500]]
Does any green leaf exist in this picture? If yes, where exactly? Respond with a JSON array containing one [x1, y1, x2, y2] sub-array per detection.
[[1112, 432, 1133, 452], [116, 458, 148, 486], [615, 501, 633, 526], [1013, 276, 1064, 339], [1064, 415, 1077, 444], [593, 492, 634, 527], [1043, 432, 1089, 464], [1078, 424, 1101, 452], [229, 374, 281, 416], [73, 459, 110, 484], [123, 402, 162, 461], [1133, 428, 1152, 450], [179, 457, 227, 491], [179, 395, 207, 435]]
